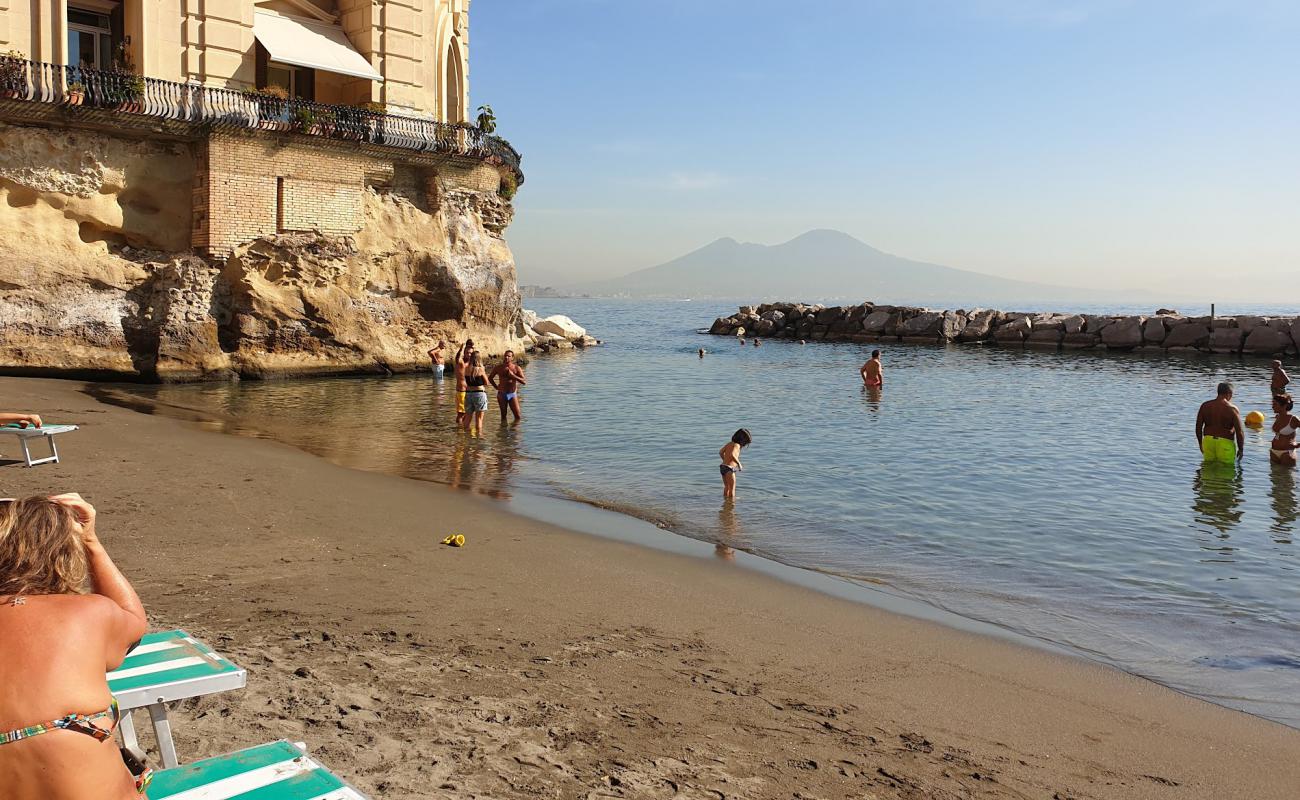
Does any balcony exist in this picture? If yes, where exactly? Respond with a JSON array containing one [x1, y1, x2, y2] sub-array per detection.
[[0, 55, 522, 182]]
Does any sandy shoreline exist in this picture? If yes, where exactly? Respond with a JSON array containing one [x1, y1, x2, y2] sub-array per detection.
[[4, 375, 1299, 799]]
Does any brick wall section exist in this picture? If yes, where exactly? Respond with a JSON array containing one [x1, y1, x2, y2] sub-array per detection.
[[193, 132, 506, 257]]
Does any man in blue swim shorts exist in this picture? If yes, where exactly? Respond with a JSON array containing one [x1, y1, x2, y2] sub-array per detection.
[[489, 350, 527, 423]]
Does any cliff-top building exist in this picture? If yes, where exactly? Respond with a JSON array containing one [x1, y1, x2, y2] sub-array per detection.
[[1, 0, 471, 121], [0, 1, 526, 381]]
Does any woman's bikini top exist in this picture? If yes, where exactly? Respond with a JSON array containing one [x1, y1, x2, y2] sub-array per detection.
[[0, 699, 120, 745], [466, 373, 487, 390], [1277, 415, 1298, 437]]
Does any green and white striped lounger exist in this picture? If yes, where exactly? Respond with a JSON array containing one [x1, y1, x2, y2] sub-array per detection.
[[108, 630, 247, 769], [0, 423, 78, 467], [149, 740, 369, 800]]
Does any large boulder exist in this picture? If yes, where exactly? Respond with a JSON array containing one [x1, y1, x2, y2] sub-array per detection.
[[898, 311, 945, 338], [753, 318, 776, 336], [1164, 323, 1210, 349], [1084, 315, 1116, 335], [1101, 316, 1144, 349], [708, 317, 731, 335], [532, 315, 587, 341], [1142, 317, 1167, 344], [958, 309, 998, 341], [1062, 315, 1086, 334], [814, 306, 843, 325], [1026, 328, 1063, 347], [1062, 333, 1099, 349], [940, 310, 967, 340], [861, 310, 893, 334], [994, 315, 1032, 342], [760, 309, 786, 325], [1208, 327, 1245, 353], [1243, 326, 1291, 355]]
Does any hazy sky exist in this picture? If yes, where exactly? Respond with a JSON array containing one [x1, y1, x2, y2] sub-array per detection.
[[470, 1, 1299, 293]]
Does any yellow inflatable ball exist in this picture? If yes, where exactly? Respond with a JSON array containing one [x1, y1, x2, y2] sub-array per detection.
[[1245, 410, 1267, 427]]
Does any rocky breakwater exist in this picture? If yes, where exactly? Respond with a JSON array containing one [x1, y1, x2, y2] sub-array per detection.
[[709, 303, 1300, 357]]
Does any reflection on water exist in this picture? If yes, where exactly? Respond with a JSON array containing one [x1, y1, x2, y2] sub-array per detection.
[[1192, 462, 1244, 535], [1270, 467, 1298, 542], [121, 299, 1300, 727]]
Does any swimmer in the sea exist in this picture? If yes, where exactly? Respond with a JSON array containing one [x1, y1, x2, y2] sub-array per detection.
[[1271, 393, 1299, 467], [1272, 360, 1291, 393], [738, 337, 746, 346], [698, 348, 706, 358], [860, 350, 884, 388], [753, 338, 761, 347], [719, 428, 751, 499]]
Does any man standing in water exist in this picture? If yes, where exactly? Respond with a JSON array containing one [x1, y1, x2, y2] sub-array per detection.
[[1272, 360, 1290, 393], [489, 350, 527, 423], [453, 339, 474, 424], [427, 340, 446, 378], [1196, 382, 1246, 464], [860, 350, 884, 388]]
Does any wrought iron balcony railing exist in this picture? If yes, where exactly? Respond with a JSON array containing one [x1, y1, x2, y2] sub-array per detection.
[[0, 56, 522, 180]]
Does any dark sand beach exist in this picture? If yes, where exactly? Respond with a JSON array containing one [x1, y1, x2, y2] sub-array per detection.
[[4, 375, 1299, 799]]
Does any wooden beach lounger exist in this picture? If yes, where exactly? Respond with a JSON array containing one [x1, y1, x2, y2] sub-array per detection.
[[148, 740, 370, 799], [108, 630, 248, 769], [0, 423, 78, 467]]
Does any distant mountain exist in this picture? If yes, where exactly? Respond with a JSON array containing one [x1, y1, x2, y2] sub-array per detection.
[[582, 229, 1162, 305]]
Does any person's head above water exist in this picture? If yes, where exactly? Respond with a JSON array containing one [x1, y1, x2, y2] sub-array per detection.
[[1274, 393, 1294, 411], [504, 350, 515, 363], [872, 349, 881, 358], [0, 497, 88, 597], [731, 428, 752, 447], [1217, 381, 1233, 398]]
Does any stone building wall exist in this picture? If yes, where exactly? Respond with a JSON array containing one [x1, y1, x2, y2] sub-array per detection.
[[193, 132, 504, 257]]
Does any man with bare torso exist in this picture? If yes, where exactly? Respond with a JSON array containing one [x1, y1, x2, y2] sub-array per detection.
[[489, 350, 527, 423], [1196, 382, 1245, 464], [453, 339, 474, 424], [427, 341, 446, 379], [860, 350, 884, 388]]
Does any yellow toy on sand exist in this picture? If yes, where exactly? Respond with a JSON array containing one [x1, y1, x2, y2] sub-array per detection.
[[1245, 410, 1267, 427], [441, 534, 466, 547]]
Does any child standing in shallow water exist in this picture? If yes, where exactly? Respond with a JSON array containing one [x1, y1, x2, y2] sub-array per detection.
[[719, 428, 752, 498]]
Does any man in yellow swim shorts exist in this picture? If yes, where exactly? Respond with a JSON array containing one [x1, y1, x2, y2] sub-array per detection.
[[1196, 382, 1245, 464]]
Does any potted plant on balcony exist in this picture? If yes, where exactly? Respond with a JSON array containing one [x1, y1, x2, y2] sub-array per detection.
[[1, 50, 26, 99], [114, 73, 145, 113], [258, 84, 289, 129], [66, 80, 86, 106]]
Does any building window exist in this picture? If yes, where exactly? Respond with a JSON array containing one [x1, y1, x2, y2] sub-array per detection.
[[67, 8, 114, 71], [256, 43, 315, 101]]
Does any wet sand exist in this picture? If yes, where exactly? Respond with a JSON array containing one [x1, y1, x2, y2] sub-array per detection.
[[4, 375, 1299, 799]]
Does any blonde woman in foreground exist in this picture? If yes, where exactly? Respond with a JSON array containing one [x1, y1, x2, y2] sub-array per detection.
[[0, 494, 150, 799]]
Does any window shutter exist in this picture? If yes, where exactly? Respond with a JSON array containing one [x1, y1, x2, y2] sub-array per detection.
[[110, 4, 125, 69]]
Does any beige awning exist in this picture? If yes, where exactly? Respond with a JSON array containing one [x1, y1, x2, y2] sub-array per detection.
[[254, 11, 383, 82]]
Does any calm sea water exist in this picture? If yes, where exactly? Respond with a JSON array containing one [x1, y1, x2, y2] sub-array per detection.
[[131, 299, 1300, 727]]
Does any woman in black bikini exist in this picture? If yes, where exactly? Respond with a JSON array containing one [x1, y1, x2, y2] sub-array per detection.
[[0, 494, 151, 799], [462, 352, 490, 438], [1271, 394, 1299, 467]]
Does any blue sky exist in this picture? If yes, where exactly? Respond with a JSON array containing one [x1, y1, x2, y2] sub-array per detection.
[[470, 1, 1299, 294]]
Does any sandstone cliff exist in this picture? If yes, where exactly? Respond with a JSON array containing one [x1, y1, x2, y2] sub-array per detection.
[[0, 122, 528, 381]]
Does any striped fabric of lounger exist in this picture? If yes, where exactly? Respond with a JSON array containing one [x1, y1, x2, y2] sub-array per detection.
[[108, 630, 247, 769], [108, 630, 246, 708], [148, 740, 369, 799]]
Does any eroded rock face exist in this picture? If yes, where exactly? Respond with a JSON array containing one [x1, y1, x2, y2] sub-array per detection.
[[0, 124, 528, 381]]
